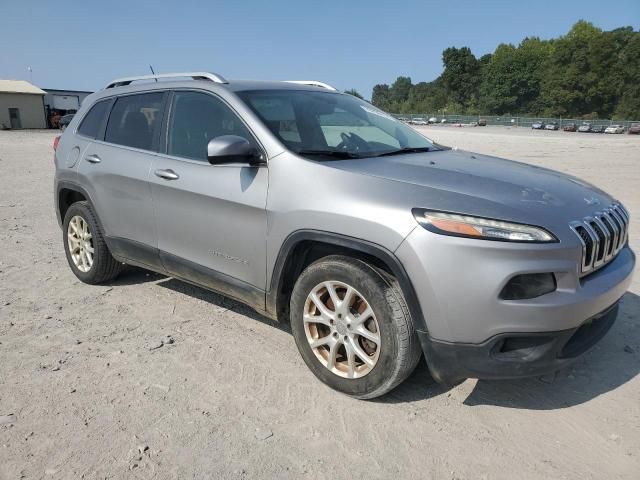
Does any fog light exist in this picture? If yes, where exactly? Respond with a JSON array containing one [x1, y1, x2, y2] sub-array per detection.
[[499, 273, 556, 300]]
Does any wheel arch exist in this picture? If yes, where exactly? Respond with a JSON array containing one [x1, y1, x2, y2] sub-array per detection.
[[56, 182, 105, 233], [266, 230, 427, 332]]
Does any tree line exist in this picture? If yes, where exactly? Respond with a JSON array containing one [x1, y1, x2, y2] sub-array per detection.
[[364, 21, 639, 120]]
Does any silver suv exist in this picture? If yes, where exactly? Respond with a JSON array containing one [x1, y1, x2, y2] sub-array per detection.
[[54, 72, 635, 399]]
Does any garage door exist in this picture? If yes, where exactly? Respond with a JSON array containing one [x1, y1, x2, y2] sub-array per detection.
[[52, 95, 80, 110]]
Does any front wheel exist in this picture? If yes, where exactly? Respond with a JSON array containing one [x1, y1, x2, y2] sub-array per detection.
[[290, 255, 422, 399]]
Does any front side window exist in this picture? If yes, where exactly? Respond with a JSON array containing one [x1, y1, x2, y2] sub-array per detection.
[[78, 99, 110, 139], [237, 89, 434, 159], [168, 91, 256, 162], [105, 93, 164, 151]]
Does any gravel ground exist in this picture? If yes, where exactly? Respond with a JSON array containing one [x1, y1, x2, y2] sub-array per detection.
[[0, 127, 638, 480]]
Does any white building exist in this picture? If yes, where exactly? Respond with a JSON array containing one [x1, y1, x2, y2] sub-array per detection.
[[43, 88, 93, 117], [0, 80, 47, 129]]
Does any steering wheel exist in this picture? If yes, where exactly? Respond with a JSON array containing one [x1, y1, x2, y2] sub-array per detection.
[[336, 132, 369, 152]]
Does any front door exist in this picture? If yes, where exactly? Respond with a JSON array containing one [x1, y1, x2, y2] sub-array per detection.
[[8, 108, 21, 129], [150, 90, 268, 307]]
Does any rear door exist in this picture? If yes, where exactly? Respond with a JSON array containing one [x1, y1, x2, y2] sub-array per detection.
[[78, 91, 167, 269], [149, 90, 268, 307]]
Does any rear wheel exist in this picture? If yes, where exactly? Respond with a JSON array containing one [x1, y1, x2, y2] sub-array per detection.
[[290, 255, 422, 399], [63, 201, 122, 284]]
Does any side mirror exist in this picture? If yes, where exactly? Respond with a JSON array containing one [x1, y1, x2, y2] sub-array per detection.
[[207, 135, 264, 166]]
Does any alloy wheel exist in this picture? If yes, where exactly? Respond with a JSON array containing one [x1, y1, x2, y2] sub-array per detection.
[[67, 215, 94, 272], [303, 280, 381, 378]]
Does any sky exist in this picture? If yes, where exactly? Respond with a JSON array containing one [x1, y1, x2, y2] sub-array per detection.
[[1, 0, 639, 98]]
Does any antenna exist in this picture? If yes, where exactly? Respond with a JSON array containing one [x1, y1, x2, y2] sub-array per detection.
[[149, 65, 157, 82]]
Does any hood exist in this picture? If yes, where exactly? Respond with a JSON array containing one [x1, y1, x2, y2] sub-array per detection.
[[324, 149, 615, 230]]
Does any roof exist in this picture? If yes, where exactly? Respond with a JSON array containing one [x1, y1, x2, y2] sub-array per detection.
[[0, 80, 47, 95], [44, 88, 93, 95]]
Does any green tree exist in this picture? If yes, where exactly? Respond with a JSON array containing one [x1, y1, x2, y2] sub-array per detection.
[[371, 84, 391, 111], [441, 47, 480, 109], [389, 76, 413, 106], [344, 89, 364, 99], [480, 38, 551, 115]]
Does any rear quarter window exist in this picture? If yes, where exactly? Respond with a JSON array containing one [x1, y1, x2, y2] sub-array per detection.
[[77, 100, 110, 139]]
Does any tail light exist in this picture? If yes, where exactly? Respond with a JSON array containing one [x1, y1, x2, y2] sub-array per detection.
[[53, 135, 61, 151]]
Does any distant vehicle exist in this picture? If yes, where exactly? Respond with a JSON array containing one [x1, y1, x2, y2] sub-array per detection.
[[411, 117, 428, 125], [591, 125, 605, 134], [440, 118, 447, 124], [578, 123, 592, 133], [59, 114, 75, 131], [628, 123, 640, 135], [428, 117, 438, 124], [397, 117, 410, 123], [604, 125, 624, 134], [563, 123, 577, 132], [531, 121, 545, 129], [544, 122, 559, 131], [477, 119, 487, 126]]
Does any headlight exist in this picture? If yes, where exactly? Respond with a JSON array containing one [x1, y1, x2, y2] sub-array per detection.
[[412, 209, 557, 243]]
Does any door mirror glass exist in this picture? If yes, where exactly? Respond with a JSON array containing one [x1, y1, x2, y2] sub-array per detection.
[[207, 135, 263, 165]]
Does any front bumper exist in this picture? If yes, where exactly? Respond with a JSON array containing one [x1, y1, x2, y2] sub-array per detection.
[[418, 302, 620, 384], [395, 225, 635, 383]]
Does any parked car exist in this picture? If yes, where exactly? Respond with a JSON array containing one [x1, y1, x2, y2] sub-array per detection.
[[544, 122, 559, 131], [59, 114, 75, 131], [531, 121, 545, 129], [440, 118, 447, 124], [578, 123, 592, 133], [411, 117, 428, 126], [428, 117, 438, 124], [591, 125, 605, 134], [397, 116, 410, 123], [628, 123, 640, 135], [54, 71, 635, 399], [477, 119, 487, 126], [604, 125, 625, 134], [563, 123, 577, 132]]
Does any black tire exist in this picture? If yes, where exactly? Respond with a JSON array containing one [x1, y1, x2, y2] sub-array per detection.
[[290, 255, 422, 399], [62, 201, 122, 284]]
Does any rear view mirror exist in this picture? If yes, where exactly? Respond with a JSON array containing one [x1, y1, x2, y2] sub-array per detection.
[[207, 135, 264, 165]]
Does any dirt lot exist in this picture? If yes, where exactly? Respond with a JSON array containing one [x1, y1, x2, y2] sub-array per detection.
[[1, 127, 638, 480]]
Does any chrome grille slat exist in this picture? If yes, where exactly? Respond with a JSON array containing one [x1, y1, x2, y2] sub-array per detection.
[[582, 219, 601, 268], [607, 208, 625, 250], [592, 216, 610, 264], [570, 201, 630, 276], [599, 211, 618, 260]]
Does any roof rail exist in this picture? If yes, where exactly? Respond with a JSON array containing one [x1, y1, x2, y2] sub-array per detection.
[[104, 71, 228, 89], [284, 80, 337, 91]]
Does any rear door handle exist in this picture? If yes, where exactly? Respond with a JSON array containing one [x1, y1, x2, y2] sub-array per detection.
[[85, 154, 101, 164], [154, 169, 180, 180]]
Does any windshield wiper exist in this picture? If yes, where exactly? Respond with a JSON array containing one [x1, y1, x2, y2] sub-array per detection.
[[295, 149, 362, 159], [374, 147, 431, 157]]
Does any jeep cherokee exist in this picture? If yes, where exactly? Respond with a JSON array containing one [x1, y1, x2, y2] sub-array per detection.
[[54, 72, 635, 399]]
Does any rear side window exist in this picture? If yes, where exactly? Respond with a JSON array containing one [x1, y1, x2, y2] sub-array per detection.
[[167, 91, 256, 162], [77, 100, 110, 139], [105, 93, 164, 151]]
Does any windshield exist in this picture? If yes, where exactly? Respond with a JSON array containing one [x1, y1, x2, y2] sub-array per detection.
[[237, 89, 434, 158]]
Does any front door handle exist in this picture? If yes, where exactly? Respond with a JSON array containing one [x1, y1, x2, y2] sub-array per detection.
[[85, 154, 101, 164], [154, 169, 180, 180]]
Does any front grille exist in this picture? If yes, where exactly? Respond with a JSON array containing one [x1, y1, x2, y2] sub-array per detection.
[[570, 202, 629, 275]]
